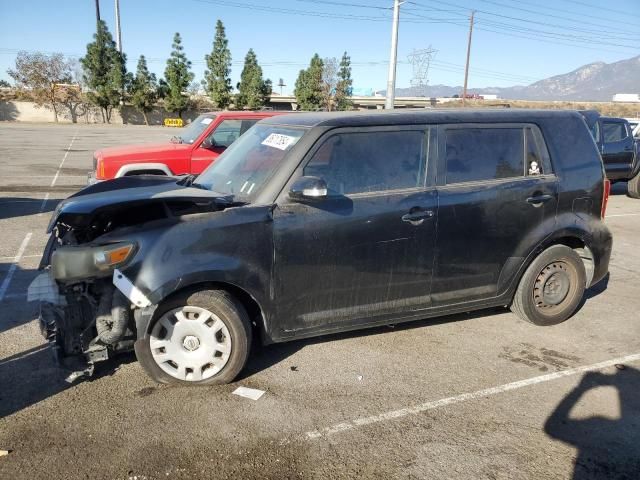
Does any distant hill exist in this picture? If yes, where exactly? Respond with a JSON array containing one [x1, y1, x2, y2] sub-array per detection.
[[388, 55, 640, 101]]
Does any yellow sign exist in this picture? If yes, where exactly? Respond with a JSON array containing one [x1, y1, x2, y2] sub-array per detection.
[[164, 118, 184, 127]]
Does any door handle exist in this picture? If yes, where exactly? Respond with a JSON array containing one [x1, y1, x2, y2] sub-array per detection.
[[402, 209, 434, 225], [526, 194, 553, 207]]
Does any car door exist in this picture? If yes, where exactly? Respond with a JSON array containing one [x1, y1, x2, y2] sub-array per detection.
[[272, 126, 438, 336], [432, 124, 558, 306], [601, 120, 635, 179], [190, 118, 259, 173]]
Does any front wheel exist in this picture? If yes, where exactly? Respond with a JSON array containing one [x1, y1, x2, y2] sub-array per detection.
[[136, 289, 252, 385], [511, 245, 586, 326]]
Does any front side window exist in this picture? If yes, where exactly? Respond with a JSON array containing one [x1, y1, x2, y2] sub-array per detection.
[[207, 119, 259, 148], [303, 130, 427, 195], [196, 124, 307, 202], [445, 128, 524, 184], [175, 114, 216, 144], [602, 122, 627, 142]]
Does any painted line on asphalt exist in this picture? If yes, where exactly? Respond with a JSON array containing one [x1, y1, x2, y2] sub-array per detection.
[[305, 352, 640, 440], [607, 213, 640, 217], [50, 131, 79, 187], [0, 233, 33, 303], [0, 254, 40, 261], [39, 193, 50, 213]]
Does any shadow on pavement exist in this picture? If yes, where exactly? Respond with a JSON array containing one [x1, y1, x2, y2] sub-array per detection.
[[0, 197, 61, 220], [545, 366, 640, 479], [0, 343, 136, 419], [609, 181, 628, 196]]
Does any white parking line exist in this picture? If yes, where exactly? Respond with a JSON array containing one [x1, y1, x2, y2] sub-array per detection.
[[607, 213, 640, 217], [50, 131, 79, 187], [305, 352, 640, 439], [0, 254, 40, 261], [0, 233, 32, 303], [39, 193, 50, 213]]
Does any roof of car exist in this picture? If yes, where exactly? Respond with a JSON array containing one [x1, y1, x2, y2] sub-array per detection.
[[202, 111, 284, 117], [260, 108, 584, 128]]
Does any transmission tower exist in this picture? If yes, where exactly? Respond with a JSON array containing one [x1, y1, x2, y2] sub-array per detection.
[[407, 46, 437, 97]]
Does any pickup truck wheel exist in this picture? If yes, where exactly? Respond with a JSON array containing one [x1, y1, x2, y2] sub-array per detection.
[[137, 289, 251, 385], [627, 172, 640, 199], [511, 245, 586, 326]]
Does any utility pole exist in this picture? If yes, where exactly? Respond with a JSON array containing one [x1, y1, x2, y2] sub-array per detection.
[[385, 0, 401, 110], [114, 0, 122, 53], [462, 10, 475, 107], [94, 0, 101, 24]]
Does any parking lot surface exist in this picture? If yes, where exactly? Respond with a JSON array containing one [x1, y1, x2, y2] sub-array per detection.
[[1, 122, 639, 480]]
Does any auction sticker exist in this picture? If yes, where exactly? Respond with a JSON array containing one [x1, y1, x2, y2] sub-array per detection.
[[262, 133, 297, 150], [201, 117, 213, 125]]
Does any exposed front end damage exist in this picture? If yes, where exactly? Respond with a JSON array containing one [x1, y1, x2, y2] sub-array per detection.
[[32, 176, 233, 381]]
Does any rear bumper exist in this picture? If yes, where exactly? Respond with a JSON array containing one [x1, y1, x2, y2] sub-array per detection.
[[589, 224, 613, 288]]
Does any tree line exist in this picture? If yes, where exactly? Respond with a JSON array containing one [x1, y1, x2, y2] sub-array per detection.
[[5, 19, 353, 123]]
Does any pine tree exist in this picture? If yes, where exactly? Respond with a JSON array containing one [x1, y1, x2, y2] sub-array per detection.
[[204, 20, 232, 109], [335, 51, 353, 111], [130, 55, 157, 125], [235, 49, 271, 110], [164, 32, 194, 118], [81, 20, 127, 123], [294, 54, 324, 111]]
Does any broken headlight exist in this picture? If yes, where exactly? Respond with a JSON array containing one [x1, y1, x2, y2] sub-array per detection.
[[51, 242, 136, 282]]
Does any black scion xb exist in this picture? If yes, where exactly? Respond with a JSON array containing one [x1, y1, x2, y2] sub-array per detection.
[[35, 109, 612, 384]]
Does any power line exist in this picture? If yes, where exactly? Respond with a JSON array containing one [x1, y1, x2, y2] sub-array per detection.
[[557, 0, 640, 17]]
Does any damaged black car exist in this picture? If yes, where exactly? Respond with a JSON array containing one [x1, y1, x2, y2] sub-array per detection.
[[33, 110, 612, 385]]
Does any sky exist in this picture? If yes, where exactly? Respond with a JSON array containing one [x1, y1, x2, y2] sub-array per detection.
[[0, 0, 639, 95]]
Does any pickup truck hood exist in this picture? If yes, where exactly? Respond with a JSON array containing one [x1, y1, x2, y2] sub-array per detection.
[[48, 175, 227, 234], [95, 142, 191, 161]]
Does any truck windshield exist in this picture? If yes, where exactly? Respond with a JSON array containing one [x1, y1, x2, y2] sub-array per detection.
[[172, 115, 216, 144], [195, 124, 307, 202]]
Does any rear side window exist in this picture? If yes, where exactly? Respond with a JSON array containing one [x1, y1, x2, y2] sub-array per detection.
[[445, 128, 523, 184], [304, 130, 427, 195], [602, 122, 628, 142], [525, 127, 552, 176]]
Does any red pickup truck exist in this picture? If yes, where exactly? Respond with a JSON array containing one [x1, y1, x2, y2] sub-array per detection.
[[90, 111, 282, 182]]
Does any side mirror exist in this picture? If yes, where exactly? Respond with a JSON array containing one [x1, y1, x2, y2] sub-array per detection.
[[289, 176, 328, 201]]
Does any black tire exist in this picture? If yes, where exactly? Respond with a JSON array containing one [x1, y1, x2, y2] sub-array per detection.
[[627, 171, 640, 199], [135, 289, 252, 385], [511, 245, 586, 326]]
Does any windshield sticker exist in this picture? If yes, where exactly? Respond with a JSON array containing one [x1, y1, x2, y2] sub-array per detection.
[[201, 118, 213, 125], [261, 133, 297, 151]]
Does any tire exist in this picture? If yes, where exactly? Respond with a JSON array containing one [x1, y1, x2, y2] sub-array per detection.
[[511, 245, 586, 326], [136, 289, 252, 385], [627, 171, 640, 199]]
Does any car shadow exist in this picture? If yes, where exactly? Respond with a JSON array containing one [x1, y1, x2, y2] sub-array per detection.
[[609, 181, 628, 196], [0, 197, 60, 220], [0, 264, 41, 334], [0, 343, 136, 419], [544, 366, 640, 478], [238, 306, 505, 381]]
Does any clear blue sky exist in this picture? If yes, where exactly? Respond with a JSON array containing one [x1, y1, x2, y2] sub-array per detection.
[[1, 0, 638, 94]]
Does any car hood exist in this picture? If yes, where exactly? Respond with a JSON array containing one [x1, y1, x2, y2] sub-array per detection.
[[48, 175, 228, 233], [95, 142, 191, 160]]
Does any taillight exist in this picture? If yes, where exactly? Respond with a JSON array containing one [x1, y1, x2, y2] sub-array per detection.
[[601, 178, 610, 218]]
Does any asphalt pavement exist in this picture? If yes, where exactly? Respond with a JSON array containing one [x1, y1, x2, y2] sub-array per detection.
[[0, 122, 639, 480]]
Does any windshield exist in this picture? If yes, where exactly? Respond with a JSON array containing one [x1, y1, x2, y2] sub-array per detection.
[[172, 115, 216, 144], [195, 124, 307, 202]]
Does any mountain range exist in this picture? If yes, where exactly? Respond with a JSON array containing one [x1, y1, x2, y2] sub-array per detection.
[[389, 55, 640, 101]]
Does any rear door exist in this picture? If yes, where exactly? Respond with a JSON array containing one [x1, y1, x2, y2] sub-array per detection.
[[432, 124, 558, 305], [190, 118, 260, 173], [272, 126, 438, 336], [601, 119, 635, 179]]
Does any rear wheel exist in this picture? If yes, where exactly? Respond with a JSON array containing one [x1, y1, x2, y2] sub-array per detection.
[[511, 245, 586, 326], [136, 289, 251, 385], [627, 171, 640, 199]]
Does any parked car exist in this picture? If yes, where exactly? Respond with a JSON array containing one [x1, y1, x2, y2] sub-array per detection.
[[35, 109, 612, 385], [89, 111, 283, 182], [580, 110, 640, 198]]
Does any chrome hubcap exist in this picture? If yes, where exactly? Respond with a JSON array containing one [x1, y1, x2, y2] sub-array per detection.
[[150, 306, 232, 382]]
